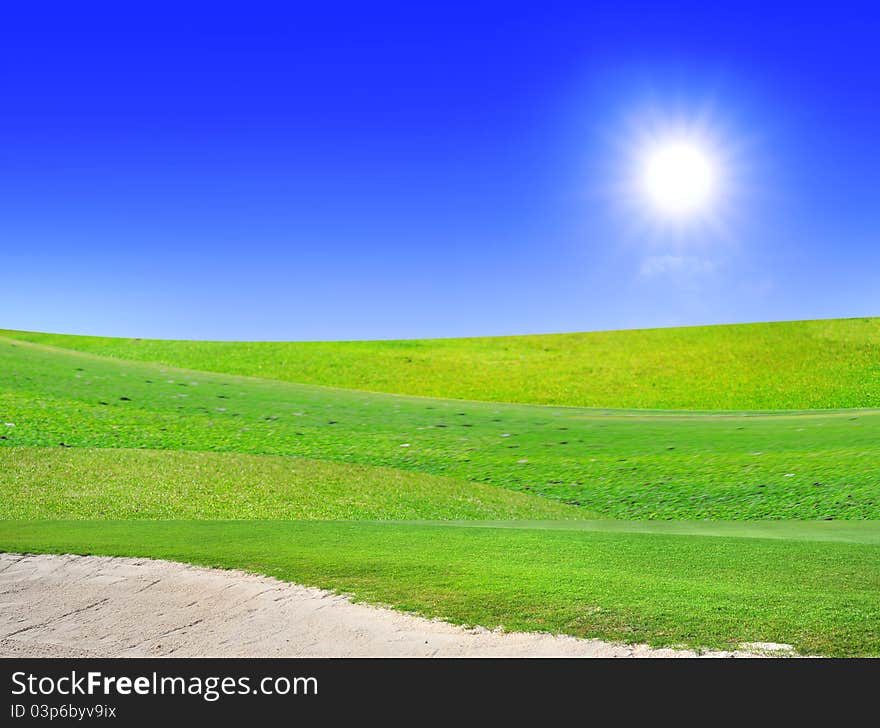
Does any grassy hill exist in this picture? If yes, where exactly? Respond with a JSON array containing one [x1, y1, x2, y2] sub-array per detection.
[[2, 327, 878, 655], [4, 317, 879, 409], [1, 334, 877, 520]]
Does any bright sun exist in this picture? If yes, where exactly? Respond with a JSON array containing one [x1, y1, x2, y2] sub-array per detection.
[[641, 141, 717, 218]]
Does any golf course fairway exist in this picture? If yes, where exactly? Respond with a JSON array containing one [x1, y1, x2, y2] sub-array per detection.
[[1, 325, 878, 656]]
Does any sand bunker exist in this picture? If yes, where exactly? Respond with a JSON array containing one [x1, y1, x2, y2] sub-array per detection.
[[0, 553, 771, 658]]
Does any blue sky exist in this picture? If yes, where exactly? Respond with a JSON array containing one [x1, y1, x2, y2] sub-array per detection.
[[2, 1, 878, 340]]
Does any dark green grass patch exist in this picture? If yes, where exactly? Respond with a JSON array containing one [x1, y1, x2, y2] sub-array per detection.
[[0, 446, 585, 521], [2, 337, 878, 519], [5, 317, 879, 409], [1, 520, 877, 656]]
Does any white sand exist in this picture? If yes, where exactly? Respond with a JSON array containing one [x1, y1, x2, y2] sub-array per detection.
[[0, 553, 775, 658]]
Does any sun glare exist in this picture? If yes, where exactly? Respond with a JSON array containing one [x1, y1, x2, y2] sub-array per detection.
[[641, 141, 717, 218]]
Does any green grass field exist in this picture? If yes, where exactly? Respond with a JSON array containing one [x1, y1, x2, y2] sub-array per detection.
[[2, 336, 877, 519], [0, 446, 583, 521], [5, 316, 879, 409], [1, 520, 877, 657], [1, 325, 878, 655]]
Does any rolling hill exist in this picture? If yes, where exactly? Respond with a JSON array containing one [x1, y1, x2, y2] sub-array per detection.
[[3, 317, 879, 409], [1, 323, 878, 655], [1, 334, 877, 519]]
